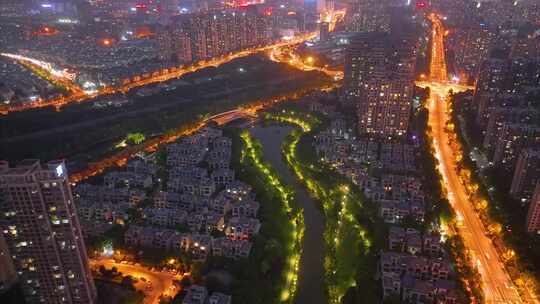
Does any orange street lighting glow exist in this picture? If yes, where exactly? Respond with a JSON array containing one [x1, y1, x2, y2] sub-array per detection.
[[418, 13, 527, 304]]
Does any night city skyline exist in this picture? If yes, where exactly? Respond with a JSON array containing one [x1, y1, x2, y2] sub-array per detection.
[[0, 1, 539, 304]]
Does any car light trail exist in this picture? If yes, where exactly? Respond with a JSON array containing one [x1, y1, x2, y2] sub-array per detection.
[[1, 53, 74, 80], [418, 12, 528, 304]]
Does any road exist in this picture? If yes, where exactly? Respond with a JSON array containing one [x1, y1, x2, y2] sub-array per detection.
[[428, 90, 522, 304], [268, 46, 343, 80], [0, 33, 316, 114], [0, 8, 350, 115], [0, 77, 299, 144], [423, 13, 526, 304], [90, 258, 181, 304], [68, 81, 338, 183]]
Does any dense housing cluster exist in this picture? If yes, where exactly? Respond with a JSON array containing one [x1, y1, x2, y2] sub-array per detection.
[[313, 116, 460, 303]]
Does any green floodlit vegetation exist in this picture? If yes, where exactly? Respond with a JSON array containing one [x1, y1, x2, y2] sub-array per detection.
[[125, 133, 145, 145], [265, 110, 383, 304], [0, 55, 330, 163], [232, 129, 304, 303]]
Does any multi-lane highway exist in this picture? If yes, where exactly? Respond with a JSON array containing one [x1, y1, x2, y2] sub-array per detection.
[[428, 88, 522, 304], [422, 13, 526, 304]]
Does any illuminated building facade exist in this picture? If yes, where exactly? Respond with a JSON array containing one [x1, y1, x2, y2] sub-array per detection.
[[349, 0, 390, 32], [482, 101, 539, 152], [0, 160, 96, 304], [161, 9, 272, 62], [474, 57, 508, 127], [157, 27, 174, 61], [492, 123, 540, 167], [510, 149, 540, 203], [157, 25, 193, 62], [344, 32, 417, 137], [474, 37, 540, 168], [452, 24, 495, 80]]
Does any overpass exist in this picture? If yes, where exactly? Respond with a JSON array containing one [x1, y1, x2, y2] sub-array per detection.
[[205, 109, 256, 125]]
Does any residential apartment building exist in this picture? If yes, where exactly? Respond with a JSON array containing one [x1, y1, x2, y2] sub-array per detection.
[[343, 31, 417, 137], [0, 160, 97, 304], [510, 149, 540, 202], [526, 183, 540, 234], [159, 9, 272, 63]]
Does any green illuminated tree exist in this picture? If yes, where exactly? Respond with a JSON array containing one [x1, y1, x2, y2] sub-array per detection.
[[126, 133, 145, 145]]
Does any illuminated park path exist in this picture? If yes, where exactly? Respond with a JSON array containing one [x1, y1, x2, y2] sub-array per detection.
[[250, 125, 326, 304]]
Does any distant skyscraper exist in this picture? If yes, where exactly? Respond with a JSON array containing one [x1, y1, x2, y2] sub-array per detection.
[[344, 32, 417, 137], [354, 0, 390, 32], [171, 25, 193, 63], [526, 182, 540, 234], [163, 9, 272, 62], [0, 160, 97, 304], [157, 26, 174, 61]]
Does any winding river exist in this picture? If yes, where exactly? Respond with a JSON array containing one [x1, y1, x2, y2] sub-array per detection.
[[249, 125, 326, 304]]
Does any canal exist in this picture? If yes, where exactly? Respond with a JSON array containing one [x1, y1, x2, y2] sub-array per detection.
[[250, 124, 326, 304]]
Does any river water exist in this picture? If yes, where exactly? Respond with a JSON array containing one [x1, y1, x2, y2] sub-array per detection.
[[249, 125, 326, 304]]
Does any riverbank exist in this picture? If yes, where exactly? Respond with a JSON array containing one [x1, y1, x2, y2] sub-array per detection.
[[224, 128, 303, 303], [261, 110, 379, 304], [250, 125, 326, 304]]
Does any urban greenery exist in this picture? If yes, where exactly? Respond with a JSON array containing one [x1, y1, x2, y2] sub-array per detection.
[[0, 55, 331, 164], [416, 91, 482, 302], [126, 133, 146, 145], [218, 128, 303, 304], [450, 94, 540, 298], [264, 110, 382, 303]]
